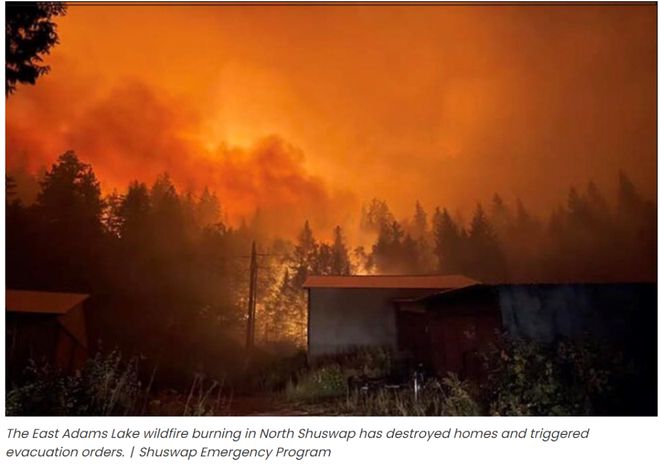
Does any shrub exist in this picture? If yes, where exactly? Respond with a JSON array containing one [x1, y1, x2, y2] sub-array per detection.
[[245, 350, 307, 393], [182, 373, 232, 416], [285, 365, 348, 402], [313, 346, 395, 380], [7, 350, 142, 416], [439, 373, 481, 416], [481, 335, 634, 416], [283, 347, 399, 403]]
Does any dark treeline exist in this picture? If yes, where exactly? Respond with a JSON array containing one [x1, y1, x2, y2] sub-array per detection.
[[6, 151, 656, 384], [360, 179, 656, 283]]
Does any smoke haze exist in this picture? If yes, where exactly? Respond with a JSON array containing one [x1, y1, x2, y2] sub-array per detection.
[[6, 3, 657, 235]]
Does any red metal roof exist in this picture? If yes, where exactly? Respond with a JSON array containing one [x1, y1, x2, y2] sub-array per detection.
[[6, 290, 89, 315], [302, 274, 479, 290]]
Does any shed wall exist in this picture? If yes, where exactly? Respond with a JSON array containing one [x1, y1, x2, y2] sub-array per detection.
[[308, 288, 440, 358], [498, 283, 656, 343]]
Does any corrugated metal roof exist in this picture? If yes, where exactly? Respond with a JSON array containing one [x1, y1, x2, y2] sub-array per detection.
[[6, 290, 89, 315], [302, 274, 479, 290]]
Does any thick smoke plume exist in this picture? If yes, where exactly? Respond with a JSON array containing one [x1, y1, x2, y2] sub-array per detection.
[[7, 80, 355, 237]]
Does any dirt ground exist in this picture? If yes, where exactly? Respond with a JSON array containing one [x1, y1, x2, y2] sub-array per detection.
[[228, 396, 336, 416]]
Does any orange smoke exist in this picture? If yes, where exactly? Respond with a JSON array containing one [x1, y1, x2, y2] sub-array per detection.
[[6, 76, 355, 236], [5, 3, 656, 231]]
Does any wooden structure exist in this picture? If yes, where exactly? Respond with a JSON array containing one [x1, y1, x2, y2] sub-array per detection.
[[305, 276, 656, 381], [395, 282, 656, 378], [6, 290, 90, 376], [303, 275, 478, 358]]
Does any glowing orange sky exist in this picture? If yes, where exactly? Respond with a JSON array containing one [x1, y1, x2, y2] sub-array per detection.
[[6, 3, 657, 236]]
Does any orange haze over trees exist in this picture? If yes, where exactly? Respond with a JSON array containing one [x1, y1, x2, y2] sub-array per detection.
[[5, 3, 657, 414], [6, 3, 656, 239]]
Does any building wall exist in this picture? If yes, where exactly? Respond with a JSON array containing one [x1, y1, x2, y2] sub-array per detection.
[[6, 313, 60, 380], [422, 293, 501, 378], [6, 308, 89, 377], [307, 288, 440, 358], [497, 283, 656, 344]]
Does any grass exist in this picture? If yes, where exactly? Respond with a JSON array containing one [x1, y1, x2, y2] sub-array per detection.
[[335, 374, 480, 416], [7, 351, 233, 416]]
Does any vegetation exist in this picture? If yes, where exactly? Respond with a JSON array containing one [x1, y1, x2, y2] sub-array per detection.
[[6, 2, 67, 95], [7, 351, 232, 416], [283, 347, 393, 402], [5, 150, 655, 414], [481, 336, 637, 416], [7, 351, 142, 416], [280, 339, 642, 416], [339, 374, 480, 417]]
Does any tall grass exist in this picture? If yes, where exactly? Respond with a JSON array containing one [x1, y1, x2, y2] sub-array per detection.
[[7, 351, 142, 416], [338, 374, 480, 416], [7, 350, 233, 416]]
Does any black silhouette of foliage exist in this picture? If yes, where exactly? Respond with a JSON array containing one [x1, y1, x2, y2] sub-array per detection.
[[6, 2, 66, 95], [432, 207, 464, 275], [330, 225, 352, 275]]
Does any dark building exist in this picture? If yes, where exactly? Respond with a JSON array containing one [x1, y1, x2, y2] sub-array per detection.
[[6, 290, 90, 378], [395, 282, 656, 377], [303, 275, 479, 358], [305, 276, 656, 381]]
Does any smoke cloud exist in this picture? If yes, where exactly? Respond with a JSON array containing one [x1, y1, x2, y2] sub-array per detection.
[[6, 3, 656, 234]]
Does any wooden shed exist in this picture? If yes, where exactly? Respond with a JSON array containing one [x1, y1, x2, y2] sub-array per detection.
[[303, 275, 478, 358], [6, 290, 90, 376], [304, 275, 655, 383], [395, 282, 657, 379]]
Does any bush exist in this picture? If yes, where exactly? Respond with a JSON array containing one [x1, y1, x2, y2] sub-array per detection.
[[313, 346, 395, 380], [7, 350, 142, 416], [245, 350, 307, 393], [439, 373, 481, 416], [481, 335, 635, 416], [283, 347, 398, 403], [285, 365, 348, 402]]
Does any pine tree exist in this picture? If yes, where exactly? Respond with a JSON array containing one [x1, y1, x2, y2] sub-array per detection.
[[291, 220, 318, 288], [37, 150, 104, 236], [411, 201, 428, 240], [102, 190, 124, 237], [490, 193, 512, 237], [196, 186, 221, 228], [360, 198, 395, 234], [330, 225, 352, 275], [432, 207, 464, 274], [119, 181, 151, 243], [466, 203, 506, 281]]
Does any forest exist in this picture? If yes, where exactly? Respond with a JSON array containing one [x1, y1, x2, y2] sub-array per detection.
[[4, 1, 657, 418], [6, 149, 656, 391]]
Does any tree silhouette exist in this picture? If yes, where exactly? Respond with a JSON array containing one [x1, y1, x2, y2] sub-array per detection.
[[291, 220, 318, 288], [617, 171, 645, 220], [432, 207, 465, 275], [490, 193, 512, 235], [102, 190, 124, 237], [360, 198, 395, 234], [32, 150, 104, 289], [195, 186, 221, 228], [372, 220, 409, 273], [411, 201, 428, 239], [465, 203, 506, 281], [37, 150, 103, 233], [119, 181, 151, 242], [6, 2, 66, 95], [330, 225, 352, 275]]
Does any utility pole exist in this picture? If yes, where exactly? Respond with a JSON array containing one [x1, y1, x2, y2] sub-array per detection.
[[245, 241, 257, 352]]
